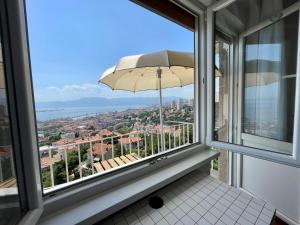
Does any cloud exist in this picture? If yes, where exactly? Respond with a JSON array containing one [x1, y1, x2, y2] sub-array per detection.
[[35, 83, 194, 102], [35, 83, 104, 102]]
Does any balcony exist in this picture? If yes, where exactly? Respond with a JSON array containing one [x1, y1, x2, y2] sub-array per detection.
[[40, 121, 194, 191]]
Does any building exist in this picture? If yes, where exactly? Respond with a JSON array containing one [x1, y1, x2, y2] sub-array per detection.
[[118, 137, 143, 150]]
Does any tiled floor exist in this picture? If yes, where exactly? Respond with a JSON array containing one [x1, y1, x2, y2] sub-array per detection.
[[97, 170, 275, 225]]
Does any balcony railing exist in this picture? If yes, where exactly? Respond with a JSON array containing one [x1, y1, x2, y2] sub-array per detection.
[[40, 121, 194, 191]]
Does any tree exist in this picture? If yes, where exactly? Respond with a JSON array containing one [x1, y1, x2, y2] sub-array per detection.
[[41, 144, 90, 187], [49, 132, 61, 142]]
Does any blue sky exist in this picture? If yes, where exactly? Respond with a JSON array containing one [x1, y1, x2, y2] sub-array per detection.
[[26, 0, 194, 102]]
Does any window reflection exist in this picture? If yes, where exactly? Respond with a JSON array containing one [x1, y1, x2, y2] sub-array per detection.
[[243, 12, 299, 152], [214, 35, 230, 142]]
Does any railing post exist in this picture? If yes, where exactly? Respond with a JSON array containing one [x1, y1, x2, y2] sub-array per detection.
[[137, 134, 140, 156], [129, 135, 132, 154], [144, 132, 147, 157], [9, 148, 15, 178], [101, 139, 104, 161], [64, 148, 69, 183], [163, 129, 166, 151], [77, 144, 82, 179], [173, 126, 176, 148], [168, 129, 171, 150], [157, 133, 160, 153], [151, 133, 154, 155], [183, 124, 185, 144], [111, 137, 114, 158], [192, 123, 195, 143], [178, 125, 181, 146], [48, 148, 54, 187], [187, 123, 190, 144], [90, 142, 94, 174], [120, 135, 124, 156]]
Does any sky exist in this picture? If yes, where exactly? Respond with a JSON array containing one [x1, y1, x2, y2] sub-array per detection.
[[26, 0, 194, 102]]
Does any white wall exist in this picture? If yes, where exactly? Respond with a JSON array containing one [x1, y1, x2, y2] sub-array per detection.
[[242, 155, 300, 224]]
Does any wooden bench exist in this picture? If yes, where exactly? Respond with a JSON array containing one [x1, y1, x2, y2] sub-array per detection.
[[94, 153, 140, 173], [0, 178, 16, 188]]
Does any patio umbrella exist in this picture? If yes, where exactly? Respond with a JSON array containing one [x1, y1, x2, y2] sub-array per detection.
[[99, 50, 194, 151]]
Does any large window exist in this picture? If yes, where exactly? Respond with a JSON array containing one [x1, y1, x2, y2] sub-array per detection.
[[208, 0, 300, 166], [26, 0, 196, 193]]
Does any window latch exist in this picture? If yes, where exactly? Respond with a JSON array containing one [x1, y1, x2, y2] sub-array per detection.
[[149, 156, 168, 165]]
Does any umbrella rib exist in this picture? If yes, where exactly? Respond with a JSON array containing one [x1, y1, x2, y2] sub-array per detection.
[[113, 69, 135, 90], [133, 73, 143, 92], [170, 68, 184, 87]]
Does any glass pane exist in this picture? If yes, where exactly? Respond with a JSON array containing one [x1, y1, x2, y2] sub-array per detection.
[[215, 0, 299, 155], [216, 0, 298, 35], [26, 0, 195, 193], [214, 34, 230, 142], [0, 34, 23, 223], [243, 12, 299, 154]]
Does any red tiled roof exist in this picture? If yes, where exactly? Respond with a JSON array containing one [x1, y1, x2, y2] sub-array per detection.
[[93, 143, 112, 155], [40, 154, 61, 169], [119, 137, 142, 145], [99, 129, 113, 137], [53, 139, 73, 145]]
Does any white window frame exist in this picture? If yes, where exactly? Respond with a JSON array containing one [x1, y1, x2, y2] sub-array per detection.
[[207, 0, 300, 167]]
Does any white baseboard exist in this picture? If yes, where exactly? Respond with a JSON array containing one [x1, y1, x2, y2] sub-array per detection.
[[276, 211, 300, 225], [239, 188, 300, 225]]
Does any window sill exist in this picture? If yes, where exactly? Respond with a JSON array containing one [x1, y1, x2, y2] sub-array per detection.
[[37, 146, 219, 225]]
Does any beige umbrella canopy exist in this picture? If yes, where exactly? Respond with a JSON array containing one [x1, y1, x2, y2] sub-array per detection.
[[99, 50, 194, 151], [100, 50, 194, 91]]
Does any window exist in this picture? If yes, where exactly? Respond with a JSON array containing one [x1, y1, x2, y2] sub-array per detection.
[[207, 0, 300, 166], [26, 0, 196, 193], [242, 12, 298, 155], [0, 30, 23, 225], [214, 32, 231, 143]]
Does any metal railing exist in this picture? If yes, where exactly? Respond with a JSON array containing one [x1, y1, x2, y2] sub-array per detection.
[[40, 121, 194, 190]]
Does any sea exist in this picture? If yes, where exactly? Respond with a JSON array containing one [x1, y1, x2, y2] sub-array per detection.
[[35, 105, 149, 122]]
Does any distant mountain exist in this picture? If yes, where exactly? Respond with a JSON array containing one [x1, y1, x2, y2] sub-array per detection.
[[35, 96, 181, 109]]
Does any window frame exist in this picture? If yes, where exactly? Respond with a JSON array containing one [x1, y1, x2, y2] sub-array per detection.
[[41, 1, 206, 214], [238, 6, 299, 156], [0, 0, 44, 224], [7, 0, 206, 218], [207, 0, 300, 167]]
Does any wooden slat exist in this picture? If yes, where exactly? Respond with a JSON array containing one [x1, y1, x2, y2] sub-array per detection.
[[101, 160, 112, 170], [94, 162, 104, 173], [108, 159, 119, 168], [114, 157, 125, 166], [120, 155, 131, 164], [0, 178, 16, 188], [131, 153, 141, 160], [7, 179, 16, 187], [126, 154, 137, 162]]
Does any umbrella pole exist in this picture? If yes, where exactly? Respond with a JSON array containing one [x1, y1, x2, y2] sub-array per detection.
[[157, 68, 164, 151]]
